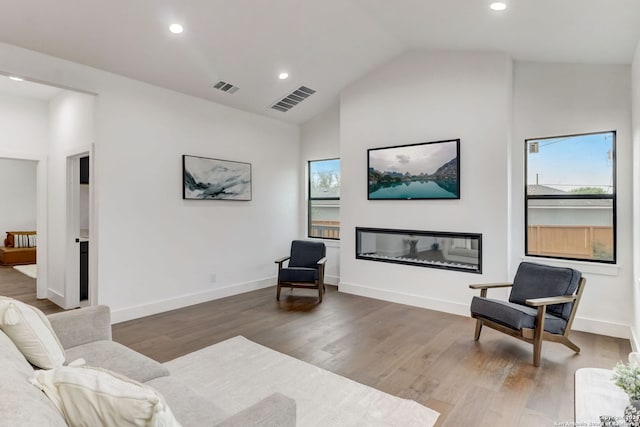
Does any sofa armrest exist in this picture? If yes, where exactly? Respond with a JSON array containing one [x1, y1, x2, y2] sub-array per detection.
[[214, 392, 296, 427], [48, 305, 112, 349]]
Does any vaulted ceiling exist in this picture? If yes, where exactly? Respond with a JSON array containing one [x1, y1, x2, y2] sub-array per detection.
[[1, 0, 639, 123]]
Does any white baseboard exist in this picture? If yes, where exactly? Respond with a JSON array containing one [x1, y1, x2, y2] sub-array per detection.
[[325, 275, 339, 286], [111, 277, 275, 324], [47, 289, 65, 308], [339, 281, 632, 339], [630, 327, 639, 352], [570, 317, 631, 340], [339, 281, 469, 317]]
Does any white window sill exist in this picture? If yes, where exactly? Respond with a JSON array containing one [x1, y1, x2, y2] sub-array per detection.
[[520, 256, 619, 277], [307, 237, 340, 248]]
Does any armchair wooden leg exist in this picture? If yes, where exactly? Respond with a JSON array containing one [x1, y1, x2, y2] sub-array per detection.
[[533, 306, 547, 367], [318, 285, 323, 303], [474, 319, 483, 341], [276, 283, 281, 301], [558, 336, 581, 353]]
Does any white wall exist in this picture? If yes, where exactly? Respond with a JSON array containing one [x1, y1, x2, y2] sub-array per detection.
[[339, 51, 513, 315], [512, 62, 633, 338], [300, 101, 341, 284], [0, 92, 48, 156], [97, 78, 299, 321], [0, 158, 37, 239], [48, 91, 96, 307], [0, 42, 300, 322], [632, 42, 640, 349]]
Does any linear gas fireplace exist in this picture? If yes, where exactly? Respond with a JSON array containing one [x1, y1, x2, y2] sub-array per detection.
[[356, 227, 482, 274]]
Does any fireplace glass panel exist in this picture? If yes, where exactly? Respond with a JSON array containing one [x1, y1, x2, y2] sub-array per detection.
[[356, 227, 482, 273]]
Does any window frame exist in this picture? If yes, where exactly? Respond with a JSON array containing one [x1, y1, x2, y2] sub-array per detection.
[[308, 158, 340, 240], [524, 130, 617, 264]]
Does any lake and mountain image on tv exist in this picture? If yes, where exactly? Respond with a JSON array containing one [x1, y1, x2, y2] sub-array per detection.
[[368, 139, 460, 200]]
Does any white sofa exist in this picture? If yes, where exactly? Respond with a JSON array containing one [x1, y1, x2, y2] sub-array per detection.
[[0, 305, 296, 426]]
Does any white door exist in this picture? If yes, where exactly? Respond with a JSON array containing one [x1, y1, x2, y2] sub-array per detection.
[[65, 152, 91, 307]]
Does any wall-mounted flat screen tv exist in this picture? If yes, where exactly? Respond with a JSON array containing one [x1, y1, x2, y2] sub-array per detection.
[[368, 139, 460, 200]]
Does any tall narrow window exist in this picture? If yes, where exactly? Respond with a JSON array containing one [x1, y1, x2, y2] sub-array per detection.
[[525, 131, 615, 263], [308, 159, 340, 240]]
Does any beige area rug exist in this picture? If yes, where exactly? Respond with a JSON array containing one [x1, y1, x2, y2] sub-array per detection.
[[165, 336, 439, 427], [13, 264, 36, 279], [574, 368, 627, 424]]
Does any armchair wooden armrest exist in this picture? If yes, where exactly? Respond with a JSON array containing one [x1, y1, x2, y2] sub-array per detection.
[[274, 256, 290, 268], [470, 282, 513, 298], [525, 295, 577, 307], [469, 282, 513, 290], [316, 257, 327, 266]]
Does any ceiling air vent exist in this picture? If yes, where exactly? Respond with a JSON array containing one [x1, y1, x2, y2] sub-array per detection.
[[211, 80, 239, 94], [271, 86, 316, 112]]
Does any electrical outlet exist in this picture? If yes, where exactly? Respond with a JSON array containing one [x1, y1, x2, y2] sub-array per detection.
[[210, 274, 217, 283]]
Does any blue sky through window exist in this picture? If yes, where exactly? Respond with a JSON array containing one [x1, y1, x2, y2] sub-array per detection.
[[527, 132, 614, 193]]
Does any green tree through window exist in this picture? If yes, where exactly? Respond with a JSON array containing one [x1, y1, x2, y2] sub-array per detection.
[[308, 159, 340, 239]]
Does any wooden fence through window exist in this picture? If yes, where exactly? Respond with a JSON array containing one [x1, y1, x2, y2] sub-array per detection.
[[527, 225, 613, 260], [310, 221, 340, 239]]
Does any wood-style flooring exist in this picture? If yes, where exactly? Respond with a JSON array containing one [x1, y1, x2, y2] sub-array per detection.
[[0, 265, 64, 314], [112, 285, 632, 427]]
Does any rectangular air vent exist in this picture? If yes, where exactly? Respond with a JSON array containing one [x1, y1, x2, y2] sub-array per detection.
[[271, 86, 316, 112], [211, 80, 239, 94]]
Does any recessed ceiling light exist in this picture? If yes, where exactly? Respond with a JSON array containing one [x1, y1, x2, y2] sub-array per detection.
[[490, 2, 507, 11], [278, 72, 289, 80], [8, 76, 24, 82], [169, 24, 184, 34]]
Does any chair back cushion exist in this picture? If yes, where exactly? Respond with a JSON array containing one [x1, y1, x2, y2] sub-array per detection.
[[509, 262, 581, 320], [289, 240, 326, 268]]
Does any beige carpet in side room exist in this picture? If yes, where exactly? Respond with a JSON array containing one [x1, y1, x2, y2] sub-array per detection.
[[13, 264, 37, 279]]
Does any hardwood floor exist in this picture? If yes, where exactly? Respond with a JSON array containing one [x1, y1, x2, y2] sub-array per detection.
[[0, 265, 64, 314], [112, 285, 631, 426]]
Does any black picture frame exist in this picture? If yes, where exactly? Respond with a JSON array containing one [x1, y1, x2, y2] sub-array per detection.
[[182, 155, 252, 201], [367, 139, 460, 200]]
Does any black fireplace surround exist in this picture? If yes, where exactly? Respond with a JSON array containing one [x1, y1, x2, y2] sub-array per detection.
[[356, 227, 482, 274]]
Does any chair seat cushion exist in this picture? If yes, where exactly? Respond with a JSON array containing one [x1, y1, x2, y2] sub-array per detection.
[[470, 296, 567, 335], [278, 267, 318, 283]]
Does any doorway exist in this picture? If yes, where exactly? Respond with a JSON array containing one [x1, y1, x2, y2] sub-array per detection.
[[66, 151, 93, 307], [0, 156, 49, 303], [0, 74, 97, 310]]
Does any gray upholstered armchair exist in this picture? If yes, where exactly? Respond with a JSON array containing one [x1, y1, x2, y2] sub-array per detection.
[[275, 240, 327, 302], [470, 262, 586, 367]]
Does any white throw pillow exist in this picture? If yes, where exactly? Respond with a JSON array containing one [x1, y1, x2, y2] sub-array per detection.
[[31, 366, 182, 427], [0, 297, 65, 369]]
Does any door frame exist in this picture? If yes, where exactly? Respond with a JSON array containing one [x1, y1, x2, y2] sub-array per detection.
[[0, 152, 48, 298], [65, 146, 96, 307]]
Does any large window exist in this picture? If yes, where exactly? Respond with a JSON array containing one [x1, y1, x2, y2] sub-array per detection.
[[525, 131, 615, 263], [308, 159, 340, 239]]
